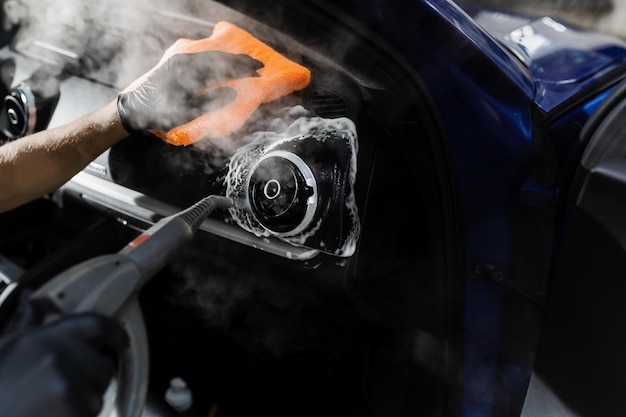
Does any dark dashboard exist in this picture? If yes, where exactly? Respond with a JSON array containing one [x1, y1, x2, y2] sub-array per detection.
[[16, 0, 370, 259], [1, 0, 458, 338]]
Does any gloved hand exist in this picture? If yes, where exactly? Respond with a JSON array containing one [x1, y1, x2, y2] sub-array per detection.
[[117, 50, 263, 134], [0, 313, 129, 417]]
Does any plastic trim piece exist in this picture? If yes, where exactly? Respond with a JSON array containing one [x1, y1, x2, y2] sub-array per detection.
[[61, 172, 320, 261]]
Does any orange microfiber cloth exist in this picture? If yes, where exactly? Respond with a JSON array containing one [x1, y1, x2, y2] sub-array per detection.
[[137, 21, 310, 146]]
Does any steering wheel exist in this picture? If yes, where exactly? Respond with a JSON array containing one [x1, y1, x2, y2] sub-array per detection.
[[15, 195, 232, 417], [28, 253, 151, 417], [0, 255, 150, 417]]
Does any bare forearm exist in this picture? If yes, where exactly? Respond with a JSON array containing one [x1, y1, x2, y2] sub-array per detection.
[[0, 101, 127, 212]]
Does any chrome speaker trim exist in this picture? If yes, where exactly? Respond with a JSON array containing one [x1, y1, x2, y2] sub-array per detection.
[[245, 150, 318, 237]]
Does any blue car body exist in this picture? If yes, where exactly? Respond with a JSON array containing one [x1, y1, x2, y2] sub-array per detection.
[[325, 0, 626, 415]]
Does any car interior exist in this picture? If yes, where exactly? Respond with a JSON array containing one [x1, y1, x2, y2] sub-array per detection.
[[0, 0, 461, 416]]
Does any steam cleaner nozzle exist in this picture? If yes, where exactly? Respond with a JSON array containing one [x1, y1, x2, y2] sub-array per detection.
[[119, 195, 233, 283], [177, 195, 233, 233]]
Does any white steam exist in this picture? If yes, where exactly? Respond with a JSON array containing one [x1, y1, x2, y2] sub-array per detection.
[[9, 0, 235, 88], [166, 234, 367, 358], [8, 0, 164, 87]]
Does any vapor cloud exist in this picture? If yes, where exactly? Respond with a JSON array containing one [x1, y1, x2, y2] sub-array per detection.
[[10, 0, 222, 88], [166, 232, 368, 358]]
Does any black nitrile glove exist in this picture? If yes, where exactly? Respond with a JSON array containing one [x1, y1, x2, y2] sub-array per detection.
[[117, 50, 263, 134], [0, 313, 129, 417]]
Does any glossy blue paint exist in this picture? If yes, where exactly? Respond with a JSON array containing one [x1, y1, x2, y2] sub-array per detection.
[[583, 88, 613, 116], [462, 6, 626, 112], [327, 0, 626, 415]]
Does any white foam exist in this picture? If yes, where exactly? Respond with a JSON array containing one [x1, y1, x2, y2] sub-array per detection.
[[225, 109, 360, 257]]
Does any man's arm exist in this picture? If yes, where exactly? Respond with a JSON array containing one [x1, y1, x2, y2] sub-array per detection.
[[0, 48, 261, 214], [0, 101, 127, 212]]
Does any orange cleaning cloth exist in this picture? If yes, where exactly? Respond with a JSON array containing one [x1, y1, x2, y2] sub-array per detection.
[[143, 21, 310, 146]]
